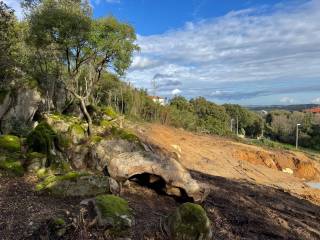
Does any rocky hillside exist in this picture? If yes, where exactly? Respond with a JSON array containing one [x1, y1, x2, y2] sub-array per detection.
[[0, 86, 320, 239]]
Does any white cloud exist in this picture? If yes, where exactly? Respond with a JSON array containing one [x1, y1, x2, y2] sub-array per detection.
[[130, 56, 158, 70], [106, 0, 121, 4], [171, 89, 182, 95], [280, 97, 295, 104], [3, 0, 23, 19], [311, 97, 320, 104], [128, 1, 320, 101]]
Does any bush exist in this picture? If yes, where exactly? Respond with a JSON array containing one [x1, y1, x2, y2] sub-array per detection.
[[26, 122, 57, 155]]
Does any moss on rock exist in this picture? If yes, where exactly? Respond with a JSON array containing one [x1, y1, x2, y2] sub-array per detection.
[[99, 119, 111, 128], [35, 171, 87, 191], [0, 135, 21, 152], [0, 157, 24, 176], [110, 127, 139, 142], [94, 194, 133, 235], [168, 202, 212, 240], [103, 106, 117, 119], [35, 172, 111, 197], [68, 123, 86, 144]]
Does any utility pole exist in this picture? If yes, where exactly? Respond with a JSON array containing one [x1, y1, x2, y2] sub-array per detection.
[[230, 119, 234, 132], [296, 123, 301, 149], [236, 116, 239, 136], [151, 78, 158, 97]]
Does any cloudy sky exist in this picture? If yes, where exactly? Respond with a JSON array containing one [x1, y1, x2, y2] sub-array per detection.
[[4, 0, 320, 105]]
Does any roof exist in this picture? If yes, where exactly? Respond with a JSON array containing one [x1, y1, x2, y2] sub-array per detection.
[[304, 107, 320, 113]]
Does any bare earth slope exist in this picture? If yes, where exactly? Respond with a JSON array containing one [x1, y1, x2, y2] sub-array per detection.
[[136, 124, 320, 204]]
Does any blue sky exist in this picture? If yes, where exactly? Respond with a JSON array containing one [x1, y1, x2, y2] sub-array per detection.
[[5, 0, 320, 105]]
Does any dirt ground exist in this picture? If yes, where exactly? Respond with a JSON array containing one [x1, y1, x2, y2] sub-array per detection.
[[1, 170, 320, 240], [1, 123, 320, 239], [135, 123, 320, 204]]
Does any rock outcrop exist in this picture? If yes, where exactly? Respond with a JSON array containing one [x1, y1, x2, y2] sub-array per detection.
[[93, 139, 208, 202], [36, 172, 118, 197], [0, 87, 42, 134]]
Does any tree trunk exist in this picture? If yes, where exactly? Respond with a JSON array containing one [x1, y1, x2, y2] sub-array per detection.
[[79, 98, 92, 136]]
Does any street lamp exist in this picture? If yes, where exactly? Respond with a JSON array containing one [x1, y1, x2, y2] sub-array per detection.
[[296, 123, 301, 149], [230, 119, 235, 132]]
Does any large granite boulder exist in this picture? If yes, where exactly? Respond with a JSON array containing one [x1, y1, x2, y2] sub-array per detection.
[[0, 87, 42, 134]]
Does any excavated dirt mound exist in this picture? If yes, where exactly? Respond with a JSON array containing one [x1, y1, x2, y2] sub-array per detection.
[[135, 123, 320, 203]]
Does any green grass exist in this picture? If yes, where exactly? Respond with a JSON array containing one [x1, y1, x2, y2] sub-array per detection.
[[243, 138, 320, 158]]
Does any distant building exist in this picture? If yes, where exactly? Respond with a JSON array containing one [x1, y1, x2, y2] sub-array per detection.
[[304, 107, 320, 114], [260, 110, 268, 115], [149, 96, 166, 106]]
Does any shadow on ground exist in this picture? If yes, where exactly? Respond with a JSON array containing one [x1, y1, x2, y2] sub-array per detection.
[[1, 169, 320, 240], [191, 170, 320, 240]]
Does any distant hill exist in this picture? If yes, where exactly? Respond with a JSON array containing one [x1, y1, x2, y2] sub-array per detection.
[[247, 104, 319, 112]]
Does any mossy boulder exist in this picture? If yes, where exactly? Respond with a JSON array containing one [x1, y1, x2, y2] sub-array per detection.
[[0, 135, 21, 152], [91, 194, 133, 236], [68, 123, 86, 144], [109, 126, 139, 142], [36, 172, 114, 197], [0, 156, 24, 176], [167, 203, 212, 240]]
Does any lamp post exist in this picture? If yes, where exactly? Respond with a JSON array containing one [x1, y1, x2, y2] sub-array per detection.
[[230, 119, 235, 132], [296, 123, 301, 149], [236, 116, 239, 136]]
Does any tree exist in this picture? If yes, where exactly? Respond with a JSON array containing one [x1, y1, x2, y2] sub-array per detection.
[[28, 0, 138, 134], [0, 1, 18, 85]]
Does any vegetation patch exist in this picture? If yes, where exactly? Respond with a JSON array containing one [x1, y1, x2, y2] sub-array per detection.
[[35, 171, 88, 191], [109, 126, 139, 142], [0, 135, 21, 152], [26, 122, 57, 155], [103, 106, 118, 119], [0, 158, 24, 176], [168, 202, 212, 240], [95, 194, 133, 235], [90, 135, 103, 144], [0, 89, 9, 104]]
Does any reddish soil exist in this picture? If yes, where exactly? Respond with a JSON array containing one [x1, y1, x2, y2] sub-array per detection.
[[136, 123, 320, 204]]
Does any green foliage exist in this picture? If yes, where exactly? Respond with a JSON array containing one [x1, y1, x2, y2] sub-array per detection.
[[0, 135, 21, 152], [0, 2, 19, 83], [190, 97, 230, 135], [26, 122, 57, 155], [264, 110, 320, 151], [0, 89, 9, 104], [103, 106, 117, 119], [0, 158, 24, 176]]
